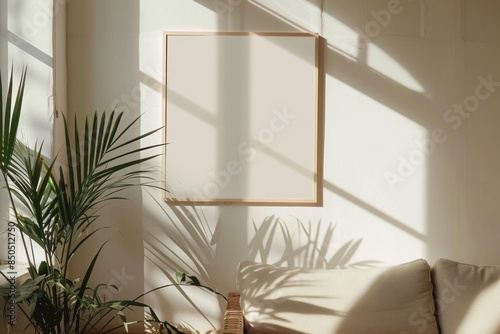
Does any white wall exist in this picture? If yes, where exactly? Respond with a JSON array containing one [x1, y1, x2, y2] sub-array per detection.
[[66, 0, 500, 332]]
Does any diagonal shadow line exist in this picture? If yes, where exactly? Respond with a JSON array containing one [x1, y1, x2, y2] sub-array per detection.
[[162, 0, 428, 241], [325, 45, 437, 129], [227, 0, 437, 130], [166, 88, 219, 127], [328, 182, 426, 241], [191, 0, 217, 12], [259, 142, 427, 241], [140, 70, 220, 128], [248, 0, 319, 31], [3, 29, 53, 67]]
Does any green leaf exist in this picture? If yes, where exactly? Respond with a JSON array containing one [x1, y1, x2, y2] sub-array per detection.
[[77, 241, 109, 301], [176, 271, 184, 283], [1, 68, 26, 172], [38, 261, 48, 276], [187, 275, 201, 286], [29, 296, 38, 318]]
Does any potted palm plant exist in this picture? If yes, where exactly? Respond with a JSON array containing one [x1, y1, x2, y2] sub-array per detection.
[[0, 68, 188, 333]]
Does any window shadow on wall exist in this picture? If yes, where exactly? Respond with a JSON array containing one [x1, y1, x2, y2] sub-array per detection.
[[206, 0, 459, 260], [187, 0, 471, 331], [137, 0, 498, 332], [205, 0, 446, 296]]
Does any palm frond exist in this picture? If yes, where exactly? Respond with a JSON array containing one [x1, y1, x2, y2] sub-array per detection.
[[1, 69, 199, 334], [0, 68, 26, 172]]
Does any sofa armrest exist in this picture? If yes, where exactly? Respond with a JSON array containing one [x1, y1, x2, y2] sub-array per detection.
[[222, 292, 244, 334]]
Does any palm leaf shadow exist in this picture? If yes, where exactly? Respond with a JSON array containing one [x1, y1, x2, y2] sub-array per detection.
[[142, 200, 377, 333], [248, 214, 378, 269], [143, 192, 223, 333], [241, 215, 379, 332]]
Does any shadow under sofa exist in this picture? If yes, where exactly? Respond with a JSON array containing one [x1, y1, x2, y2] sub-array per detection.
[[221, 258, 500, 334]]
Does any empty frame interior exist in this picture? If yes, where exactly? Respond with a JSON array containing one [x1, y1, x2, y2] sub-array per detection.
[[164, 32, 323, 206]]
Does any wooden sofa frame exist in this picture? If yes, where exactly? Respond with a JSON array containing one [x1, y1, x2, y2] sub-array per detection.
[[221, 292, 244, 334]]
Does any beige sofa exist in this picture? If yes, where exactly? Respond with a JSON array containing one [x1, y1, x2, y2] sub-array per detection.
[[221, 258, 500, 334]]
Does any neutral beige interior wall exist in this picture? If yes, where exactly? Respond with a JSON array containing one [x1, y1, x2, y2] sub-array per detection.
[[64, 0, 500, 332], [463, 0, 500, 264], [66, 0, 146, 321]]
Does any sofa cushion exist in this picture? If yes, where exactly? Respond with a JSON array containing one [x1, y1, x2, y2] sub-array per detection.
[[237, 260, 439, 334], [431, 258, 500, 334]]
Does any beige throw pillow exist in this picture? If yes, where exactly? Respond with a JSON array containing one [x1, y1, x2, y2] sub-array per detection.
[[237, 260, 439, 334], [431, 258, 500, 334]]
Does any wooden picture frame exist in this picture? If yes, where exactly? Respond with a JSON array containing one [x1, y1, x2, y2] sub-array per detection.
[[163, 32, 324, 206]]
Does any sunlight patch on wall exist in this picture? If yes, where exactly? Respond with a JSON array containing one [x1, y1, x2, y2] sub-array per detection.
[[325, 77, 429, 239], [321, 11, 364, 62], [249, 0, 321, 32], [321, 10, 425, 94], [367, 43, 425, 93]]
